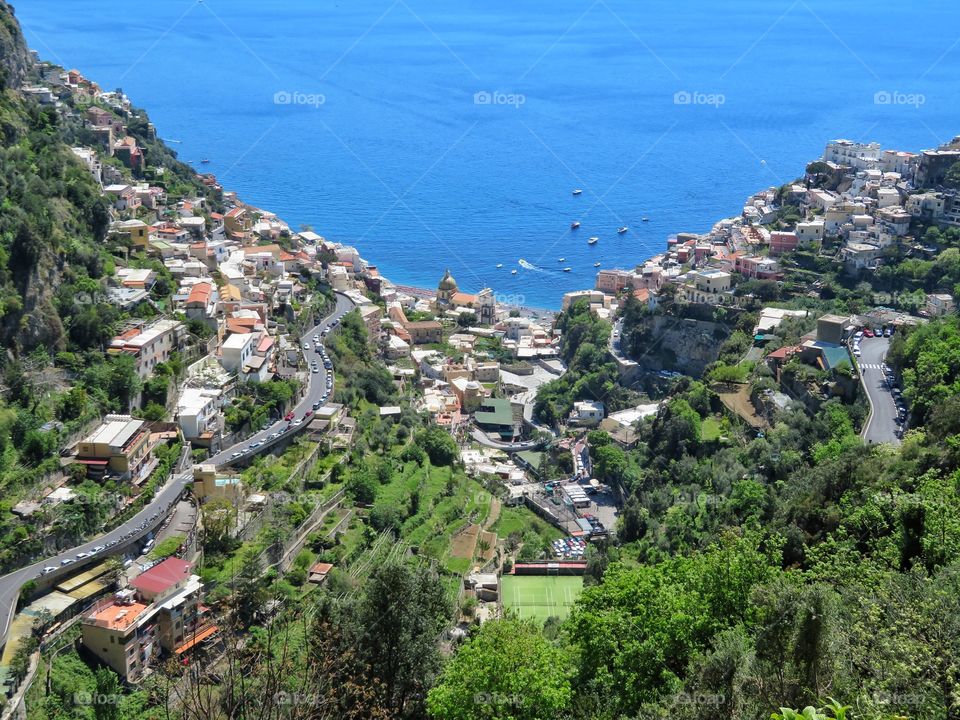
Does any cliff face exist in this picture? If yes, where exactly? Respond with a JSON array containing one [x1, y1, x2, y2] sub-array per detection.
[[0, 3, 112, 354], [0, 2, 30, 90], [627, 315, 731, 377]]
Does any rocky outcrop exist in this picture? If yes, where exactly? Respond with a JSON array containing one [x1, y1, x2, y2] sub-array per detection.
[[627, 315, 731, 377], [0, 2, 31, 90]]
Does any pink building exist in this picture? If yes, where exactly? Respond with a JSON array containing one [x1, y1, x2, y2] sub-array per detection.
[[769, 231, 799, 256]]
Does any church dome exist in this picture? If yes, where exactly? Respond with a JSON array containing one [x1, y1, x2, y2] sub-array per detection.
[[438, 268, 458, 291]]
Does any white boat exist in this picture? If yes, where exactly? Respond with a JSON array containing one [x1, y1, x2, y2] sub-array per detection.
[[587, 237, 598, 245], [572, 189, 582, 196], [496, 263, 503, 268], [594, 262, 601, 267], [558, 257, 565, 262], [571, 221, 580, 229], [642, 217, 650, 222], [511, 269, 517, 275], [617, 226, 628, 234], [563, 267, 572, 272]]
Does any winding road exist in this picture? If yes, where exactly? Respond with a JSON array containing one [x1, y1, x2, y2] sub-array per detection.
[[0, 292, 354, 651], [858, 335, 901, 445]]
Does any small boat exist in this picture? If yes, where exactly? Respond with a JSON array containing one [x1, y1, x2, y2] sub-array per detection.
[[594, 262, 601, 267], [570, 221, 581, 229], [617, 226, 628, 234], [511, 269, 517, 275], [558, 257, 565, 262], [200, 159, 211, 164], [496, 263, 503, 268], [587, 237, 598, 245], [563, 267, 572, 272], [572, 189, 582, 196], [642, 217, 650, 222]]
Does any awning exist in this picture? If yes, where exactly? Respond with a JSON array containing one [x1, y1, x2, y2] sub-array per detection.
[[174, 625, 219, 654], [74, 459, 109, 466]]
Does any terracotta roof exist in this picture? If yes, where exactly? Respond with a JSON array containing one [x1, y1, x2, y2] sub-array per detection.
[[130, 557, 192, 595], [225, 318, 254, 334], [451, 292, 478, 306], [256, 335, 274, 354], [186, 283, 212, 305]]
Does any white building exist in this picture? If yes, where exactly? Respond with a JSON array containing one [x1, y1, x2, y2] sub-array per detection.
[[176, 387, 223, 440], [823, 139, 881, 170], [796, 220, 824, 244], [569, 400, 605, 427], [108, 319, 185, 380], [926, 293, 956, 317], [220, 333, 256, 376]]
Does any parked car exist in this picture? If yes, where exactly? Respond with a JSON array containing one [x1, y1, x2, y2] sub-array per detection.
[[40, 567, 56, 575], [284, 411, 295, 421], [76, 552, 89, 560], [61, 558, 75, 566], [313, 401, 321, 410]]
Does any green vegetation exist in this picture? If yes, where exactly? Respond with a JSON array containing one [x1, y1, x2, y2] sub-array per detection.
[[148, 534, 184, 560], [427, 619, 572, 720], [534, 299, 638, 426]]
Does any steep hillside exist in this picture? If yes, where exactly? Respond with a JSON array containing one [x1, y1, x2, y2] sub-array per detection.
[[0, 1, 111, 353]]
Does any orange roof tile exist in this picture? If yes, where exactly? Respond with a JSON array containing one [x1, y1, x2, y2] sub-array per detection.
[[186, 283, 212, 305]]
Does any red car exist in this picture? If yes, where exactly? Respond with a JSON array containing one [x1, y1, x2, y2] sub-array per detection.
[[863, 328, 874, 337], [284, 411, 295, 421], [305, 410, 313, 418]]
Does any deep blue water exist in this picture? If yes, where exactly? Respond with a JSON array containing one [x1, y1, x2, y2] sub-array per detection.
[[15, 0, 960, 308]]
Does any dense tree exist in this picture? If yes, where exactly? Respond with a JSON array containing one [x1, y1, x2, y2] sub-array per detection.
[[427, 619, 572, 720]]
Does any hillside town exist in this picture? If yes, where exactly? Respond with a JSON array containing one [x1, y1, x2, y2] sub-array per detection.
[[4, 24, 960, 720]]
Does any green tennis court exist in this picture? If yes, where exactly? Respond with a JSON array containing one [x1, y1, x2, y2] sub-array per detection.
[[501, 575, 584, 622]]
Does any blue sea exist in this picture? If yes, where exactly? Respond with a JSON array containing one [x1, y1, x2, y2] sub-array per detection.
[[16, 0, 960, 309]]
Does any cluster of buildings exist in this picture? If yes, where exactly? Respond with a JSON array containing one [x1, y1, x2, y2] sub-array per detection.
[[577, 137, 960, 318], [81, 558, 214, 682]]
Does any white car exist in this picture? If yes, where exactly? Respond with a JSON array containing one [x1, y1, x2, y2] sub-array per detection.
[[293, 418, 303, 426], [40, 567, 56, 575]]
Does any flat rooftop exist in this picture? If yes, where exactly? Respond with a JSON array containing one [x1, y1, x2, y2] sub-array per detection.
[[89, 600, 150, 631]]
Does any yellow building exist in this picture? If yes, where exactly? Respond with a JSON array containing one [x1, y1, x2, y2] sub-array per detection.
[[192, 464, 242, 502], [81, 591, 158, 681], [76, 415, 152, 482]]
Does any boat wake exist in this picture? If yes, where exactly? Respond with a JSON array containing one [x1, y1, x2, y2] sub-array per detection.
[[518, 258, 546, 272]]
